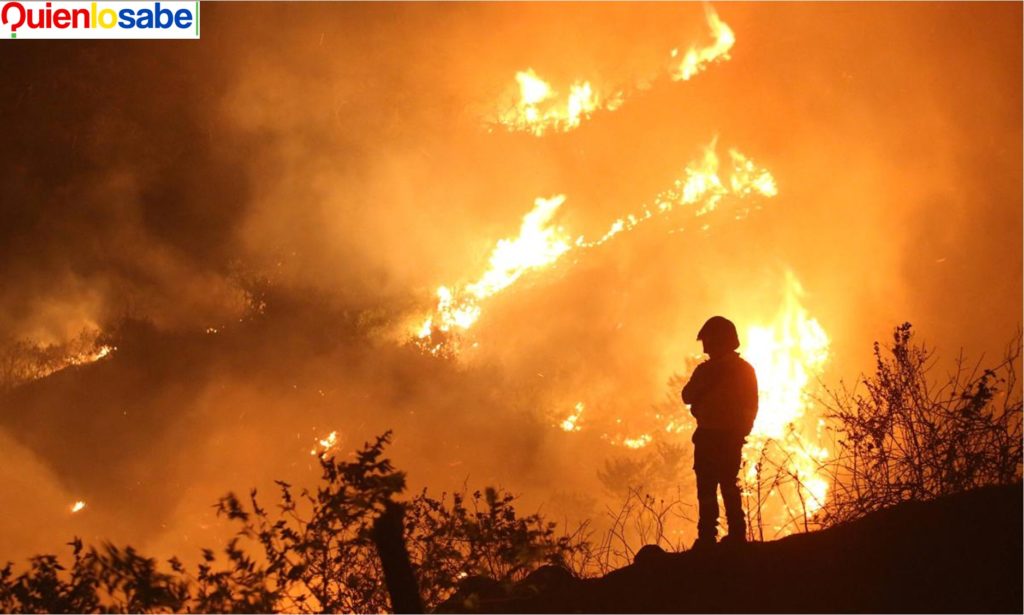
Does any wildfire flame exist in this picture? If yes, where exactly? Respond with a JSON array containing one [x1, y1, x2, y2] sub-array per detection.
[[416, 195, 572, 342], [414, 140, 776, 352], [578, 139, 776, 250], [671, 5, 735, 81], [70, 500, 86, 513], [18, 342, 118, 388], [742, 272, 831, 519], [745, 273, 830, 440], [496, 5, 735, 135], [66, 344, 115, 367], [496, 69, 619, 136]]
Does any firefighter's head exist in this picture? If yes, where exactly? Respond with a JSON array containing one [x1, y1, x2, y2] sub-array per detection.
[[697, 316, 740, 357]]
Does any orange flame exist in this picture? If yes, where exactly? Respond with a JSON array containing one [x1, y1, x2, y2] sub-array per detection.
[[416, 195, 571, 343], [414, 140, 776, 353], [66, 344, 115, 367], [70, 500, 86, 513], [18, 342, 118, 387], [671, 5, 735, 81], [496, 69, 619, 136], [746, 273, 829, 440], [742, 272, 831, 520], [496, 5, 735, 135], [578, 139, 776, 249]]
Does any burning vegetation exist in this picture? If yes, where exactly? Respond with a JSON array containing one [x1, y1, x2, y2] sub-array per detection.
[[414, 138, 777, 356], [494, 4, 736, 136]]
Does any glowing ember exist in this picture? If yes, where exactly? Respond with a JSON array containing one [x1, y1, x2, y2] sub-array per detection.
[[310, 430, 340, 459], [70, 501, 86, 513], [560, 402, 585, 432], [622, 434, 653, 449], [671, 5, 735, 81]]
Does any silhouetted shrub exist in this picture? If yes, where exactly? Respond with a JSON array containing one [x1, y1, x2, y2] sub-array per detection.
[[0, 538, 193, 614], [589, 486, 692, 574], [0, 432, 582, 613], [405, 487, 582, 607], [818, 323, 1023, 525]]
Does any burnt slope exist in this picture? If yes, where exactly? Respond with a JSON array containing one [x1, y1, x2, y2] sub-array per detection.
[[442, 483, 1023, 613]]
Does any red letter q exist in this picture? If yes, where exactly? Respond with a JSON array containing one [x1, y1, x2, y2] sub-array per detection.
[[2, 2, 27, 32]]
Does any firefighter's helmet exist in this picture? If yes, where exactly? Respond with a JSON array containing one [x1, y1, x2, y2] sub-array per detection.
[[696, 316, 740, 351]]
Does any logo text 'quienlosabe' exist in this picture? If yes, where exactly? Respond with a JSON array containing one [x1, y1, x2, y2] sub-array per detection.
[[2, 1, 199, 39]]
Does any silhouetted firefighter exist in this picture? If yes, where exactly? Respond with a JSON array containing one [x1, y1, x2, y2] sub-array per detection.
[[681, 316, 759, 549]]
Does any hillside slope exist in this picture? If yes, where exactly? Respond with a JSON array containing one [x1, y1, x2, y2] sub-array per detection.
[[441, 483, 1023, 613]]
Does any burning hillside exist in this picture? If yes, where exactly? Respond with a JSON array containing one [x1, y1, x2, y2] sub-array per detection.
[[0, 1, 1021, 588]]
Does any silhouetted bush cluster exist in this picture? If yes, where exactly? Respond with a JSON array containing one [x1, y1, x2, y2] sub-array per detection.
[[0, 433, 582, 613], [817, 323, 1023, 525]]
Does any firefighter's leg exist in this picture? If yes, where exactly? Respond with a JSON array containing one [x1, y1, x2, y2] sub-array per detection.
[[695, 468, 720, 540], [720, 437, 746, 540], [720, 475, 745, 539]]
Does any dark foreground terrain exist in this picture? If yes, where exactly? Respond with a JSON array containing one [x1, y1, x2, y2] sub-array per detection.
[[440, 483, 1023, 613]]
